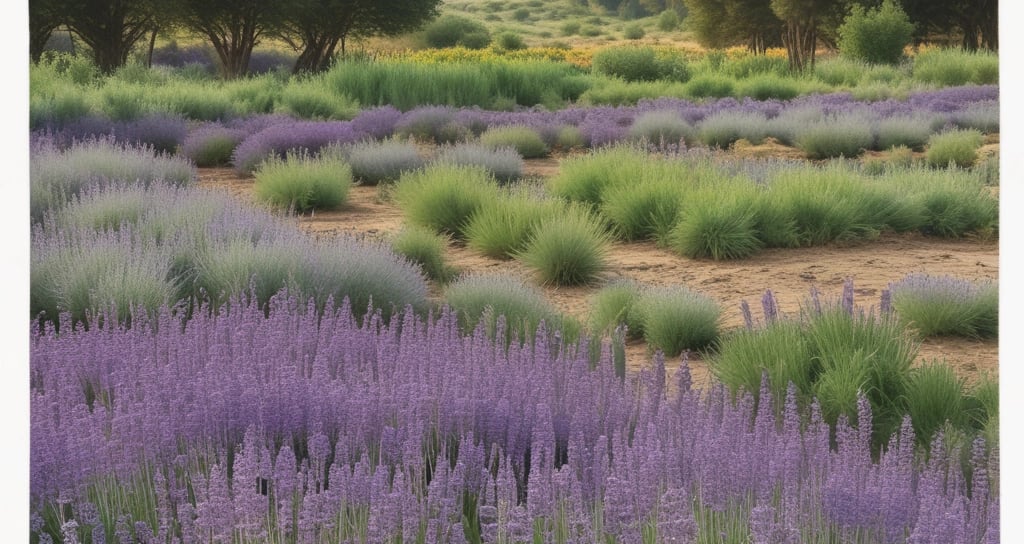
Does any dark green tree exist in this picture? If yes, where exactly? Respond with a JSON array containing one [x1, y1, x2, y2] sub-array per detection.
[[173, 0, 288, 79], [29, 0, 62, 63], [58, 0, 160, 73], [770, 0, 847, 71], [279, 0, 442, 74], [683, 0, 782, 53]]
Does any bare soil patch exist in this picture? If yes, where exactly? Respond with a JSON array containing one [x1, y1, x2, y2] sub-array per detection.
[[198, 163, 998, 388]]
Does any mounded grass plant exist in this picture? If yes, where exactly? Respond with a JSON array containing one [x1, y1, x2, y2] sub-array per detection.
[[698, 111, 769, 148], [600, 176, 689, 243], [463, 190, 561, 259], [435, 143, 524, 183], [517, 204, 611, 286], [627, 111, 694, 148], [711, 320, 816, 404], [669, 190, 763, 260], [875, 115, 940, 151], [253, 152, 353, 212], [734, 75, 800, 101], [443, 273, 576, 347], [913, 47, 999, 86], [393, 164, 501, 239], [181, 124, 245, 167], [275, 81, 360, 120], [479, 126, 549, 159], [634, 285, 721, 357], [904, 361, 967, 447], [683, 74, 736, 99], [390, 226, 458, 284], [795, 116, 874, 159], [926, 128, 983, 168], [888, 274, 997, 338], [422, 14, 492, 49], [587, 280, 643, 339], [339, 139, 425, 185]]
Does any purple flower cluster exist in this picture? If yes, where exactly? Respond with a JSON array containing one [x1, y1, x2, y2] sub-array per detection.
[[31, 113, 190, 154], [30, 293, 998, 542], [231, 120, 369, 174]]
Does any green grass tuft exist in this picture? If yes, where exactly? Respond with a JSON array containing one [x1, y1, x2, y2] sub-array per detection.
[[253, 152, 352, 213]]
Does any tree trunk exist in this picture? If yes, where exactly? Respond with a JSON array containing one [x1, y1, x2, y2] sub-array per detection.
[[146, 28, 158, 68], [781, 20, 815, 72]]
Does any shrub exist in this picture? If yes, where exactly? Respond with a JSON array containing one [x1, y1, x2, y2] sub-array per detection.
[[888, 274, 997, 338], [837, 0, 914, 65], [698, 111, 769, 148], [874, 115, 938, 151], [711, 320, 816, 402], [734, 75, 800, 101], [181, 124, 246, 167], [517, 204, 610, 286], [464, 191, 560, 259], [496, 32, 527, 51], [391, 226, 458, 283], [393, 164, 501, 239], [579, 24, 601, 37], [767, 169, 874, 246], [623, 23, 645, 40], [435, 143, 524, 183], [554, 125, 586, 149], [30, 139, 195, 221], [904, 362, 967, 447], [443, 273, 573, 346], [588, 280, 644, 338], [635, 285, 721, 357], [396, 107, 468, 144], [423, 15, 492, 49], [512, 7, 530, 21], [340, 139, 425, 185], [813, 57, 869, 87], [684, 75, 736, 99], [56, 183, 154, 233], [951, 101, 999, 133], [657, 9, 680, 31], [253, 152, 353, 212], [275, 82, 360, 120], [795, 116, 874, 159], [548, 145, 649, 206], [232, 120, 364, 175], [479, 126, 549, 158], [669, 190, 763, 260], [561, 19, 581, 36], [153, 83, 238, 121], [592, 46, 661, 82], [628, 111, 694, 148], [600, 177, 688, 242], [913, 48, 999, 86], [926, 128, 983, 168]]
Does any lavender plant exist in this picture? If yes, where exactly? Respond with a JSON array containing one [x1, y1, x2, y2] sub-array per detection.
[[479, 125, 549, 159], [337, 139, 426, 185], [180, 123, 246, 167], [888, 274, 998, 338], [434, 143, 524, 183], [232, 120, 366, 175]]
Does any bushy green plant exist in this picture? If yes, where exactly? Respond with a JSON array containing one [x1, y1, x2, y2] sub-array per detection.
[[698, 111, 769, 148], [253, 152, 352, 212], [153, 83, 237, 121], [875, 115, 939, 151], [513, 7, 531, 21], [684, 74, 736, 99], [592, 46, 667, 82], [600, 176, 688, 243], [635, 285, 721, 357], [391, 226, 458, 283], [904, 362, 967, 447], [669, 190, 763, 260], [561, 19, 582, 36], [734, 75, 800, 101], [889, 274, 997, 338], [464, 191, 560, 259], [423, 15, 492, 49], [393, 164, 501, 239], [444, 273, 576, 347], [435, 143, 524, 183], [767, 169, 874, 246], [913, 48, 999, 86], [479, 126, 549, 158], [588, 280, 644, 339], [275, 81, 360, 120], [517, 204, 611, 286], [837, 0, 914, 65], [623, 23, 646, 40], [627, 111, 694, 148], [554, 125, 586, 149], [722, 55, 789, 79], [711, 320, 815, 403], [338, 139, 425, 185], [796, 116, 875, 159], [496, 31, 527, 51], [813, 57, 869, 87], [926, 128, 983, 168], [657, 9, 680, 31]]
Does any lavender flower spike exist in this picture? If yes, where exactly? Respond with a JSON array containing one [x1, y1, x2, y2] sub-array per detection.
[[761, 289, 779, 323]]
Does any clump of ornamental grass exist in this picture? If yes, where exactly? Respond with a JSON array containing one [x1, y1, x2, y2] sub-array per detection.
[[463, 190, 561, 259], [683, 74, 736, 99], [903, 361, 967, 447], [734, 74, 800, 101], [795, 115, 874, 159], [813, 56, 870, 87], [443, 273, 576, 347], [587, 280, 644, 339], [390, 226, 458, 284], [434, 143, 524, 183], [395, 107, 469, 144], [895, 168, 998, 237], [151, 82, 238, 121], [393, 164, 501, 239], [195, 236, 305, 309], [712, 319, 816, 404], [888, 274, 997, 338], [554, 125, 586, 149], [766, 168, 875, 246], [874, 114, 940, 151], [98, 80, 158, 121], [336, 139, 425, 185], [253, 152, 352, 213], [30, 138, 195, 222], [224, 74, 282, 114], [634, 284, 721, 357], [548, 144, 685, 207], [600, 176, 689, 243], [765, 105, 825, 146], [274, 80, 360, 120], [627, 111, 694, 148], [912, 47, 999, 86], [697, 111, 769, 149], [479, 126, 549, 158], [517, 204, 611, 286], [668, 189, 763, 260], [926, 128, 983, 168], [180, 124, 246, 167]]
